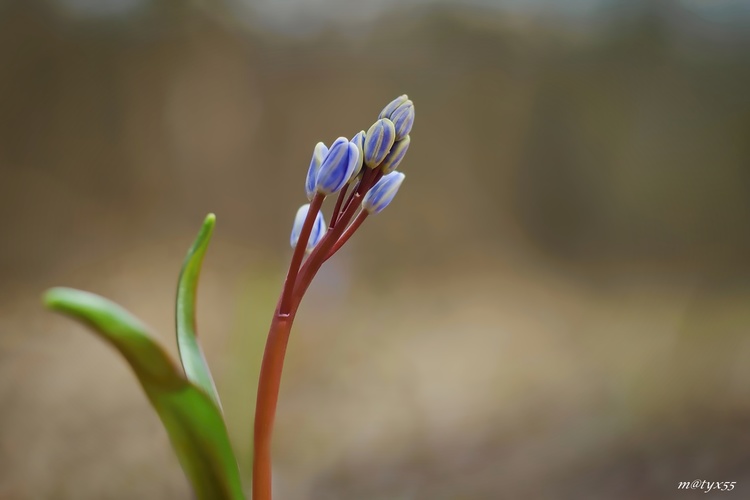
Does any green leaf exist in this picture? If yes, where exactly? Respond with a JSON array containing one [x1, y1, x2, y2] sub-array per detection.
[[44, 287, 245, 500], [176, 213, 223, 411]]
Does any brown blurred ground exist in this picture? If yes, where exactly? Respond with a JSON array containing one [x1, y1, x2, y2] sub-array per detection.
[[1, 1, 750, 499]]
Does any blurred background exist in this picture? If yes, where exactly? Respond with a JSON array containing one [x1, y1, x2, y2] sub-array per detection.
[[1, 0, 750, 498]]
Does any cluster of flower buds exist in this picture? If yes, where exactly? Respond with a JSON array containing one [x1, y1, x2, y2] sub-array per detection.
[[291, 95, 414, 256]]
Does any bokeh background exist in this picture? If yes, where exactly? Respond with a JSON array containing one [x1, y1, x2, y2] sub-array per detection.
[[2, 0, 750, 498]]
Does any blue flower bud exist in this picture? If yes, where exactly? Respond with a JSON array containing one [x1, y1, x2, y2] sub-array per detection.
[[379, 135, 410, 174], [390, 100, 414, 140], [378, 95, 409, 120], [315, 137, 360, 195], [290, 204, 326, 252], [348, 130, 366, 184], [362, 172, 405, 214], [363, 119, 396, 169], [305, 142, 328, 201]]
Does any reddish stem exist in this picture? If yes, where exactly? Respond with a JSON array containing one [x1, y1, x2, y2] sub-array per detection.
[[252, 309, 294, 500], [296, 194, 359, 292], [298, 169, 381, 295], [356, 168, 374, 195], [253, 193, 325, 499], [370, 169, 384, 189], [292, 192, 365, 304], [325, 211, 368, 261], [330, 184, 349, 229], [341, 179, 361, 214], [279, 193, 324, 314], [252, 176, 377, 500]]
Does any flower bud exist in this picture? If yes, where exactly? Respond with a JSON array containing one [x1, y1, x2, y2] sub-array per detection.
[[379, 135, 410, 174], [378, 95, 409, 120], [390, 100, 414, 140], [290, 204, 326, 252], [348, 130, 366, 184], [315, 137, 360, 195], [363, 119, 396, 169], [305, 142, 328, 201], [362, 172, 405, 214]]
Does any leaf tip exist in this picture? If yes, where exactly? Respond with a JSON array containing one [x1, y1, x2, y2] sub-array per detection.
[[42, 287, 70, 309], [204, 213, 216, 227]]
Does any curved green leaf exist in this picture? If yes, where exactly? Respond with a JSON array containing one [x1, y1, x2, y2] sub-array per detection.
[[176, 213, 223, 411], [44, 287, 245, 500]]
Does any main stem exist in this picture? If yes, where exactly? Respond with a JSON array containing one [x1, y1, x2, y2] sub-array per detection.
[[252, 309, 294, 500], [254, 193, 324, 500], [252, 173, 378, 500]]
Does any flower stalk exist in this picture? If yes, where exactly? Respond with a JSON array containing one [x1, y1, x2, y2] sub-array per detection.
[[329, 184, 349, 229], [252, 96, 415, 500]]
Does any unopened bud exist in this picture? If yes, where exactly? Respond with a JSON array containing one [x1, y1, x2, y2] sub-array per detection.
[[389, 100, 414, 140], [362, 172, 406, 214], [379, 135, 410, 174], [315, 137, 360, 195], [305, 142, 328, 201], [349, 130, 366, 183], [363, 119, 396, 169], [378, 94, 409, 120], [290, 204, 326, 252]]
